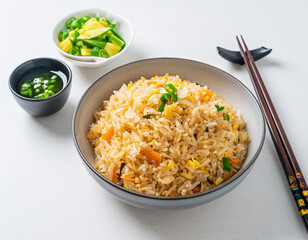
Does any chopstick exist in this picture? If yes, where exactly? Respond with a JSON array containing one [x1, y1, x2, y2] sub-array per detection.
[[236, 35, 308, 232]]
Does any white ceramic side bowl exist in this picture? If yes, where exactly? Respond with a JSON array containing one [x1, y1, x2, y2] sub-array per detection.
[[73, 58, 265, 210], [52, 8, 134, 68]]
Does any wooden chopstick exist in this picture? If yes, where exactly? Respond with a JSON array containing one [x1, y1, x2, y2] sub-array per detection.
[[236, 36, 308, 232]]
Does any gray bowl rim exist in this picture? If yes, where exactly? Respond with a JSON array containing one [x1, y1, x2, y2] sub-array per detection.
[[9, 57, 72, 102], [73, 57, 265, 200]]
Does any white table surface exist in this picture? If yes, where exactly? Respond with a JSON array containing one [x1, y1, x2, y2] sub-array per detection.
[[1, 0, 308, 239]]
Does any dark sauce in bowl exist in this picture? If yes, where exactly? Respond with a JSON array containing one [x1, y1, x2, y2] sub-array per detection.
[[17, 68, 67, 99]]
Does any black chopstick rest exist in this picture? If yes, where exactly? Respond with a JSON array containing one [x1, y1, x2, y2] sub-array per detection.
[[217, 46, 272, 65]]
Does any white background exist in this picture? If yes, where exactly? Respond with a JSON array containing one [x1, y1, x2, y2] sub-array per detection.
[[1, 0, 308, 239]]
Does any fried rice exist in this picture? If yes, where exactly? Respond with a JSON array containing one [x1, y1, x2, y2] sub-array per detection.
[[87, 74, 249, 197]]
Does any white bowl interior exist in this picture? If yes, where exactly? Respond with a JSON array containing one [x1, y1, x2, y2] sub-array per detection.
[[74, 58, 264, 189], [52, 8, 134, 67]]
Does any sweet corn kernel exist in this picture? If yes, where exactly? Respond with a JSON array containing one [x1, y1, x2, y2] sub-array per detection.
[[186, 160, 195, 169], [162, 190, 167, 195], [94, 163, 98, 169], [180, 172, 189, 178], [124, 184, 129, 189], [215, 177, 224, 185], [95, 140, 100, 147], [148, 102, 154, 108], [184, 95, 195, 103], [86, 133, 96, 139], [167, 161, 173, 168], [173, 83, 179, 87], [149, 89, 160, 98], [128, 83, 132, 88], [171, 105, 182, 114], [192, 159, 200, 167], [152, 139, 156, 144], [164, 105, 173, 117], [200, 166, 206, 173], [232, 125, 239, 134], [202, 96, 209, 102], [224, 151, 229, 158]]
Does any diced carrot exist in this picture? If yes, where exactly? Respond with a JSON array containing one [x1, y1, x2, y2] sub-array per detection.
[[205, 90, 214, 97], [192, 187, 200, 194], [229, 158, 239, 164], [140, 149, 162, 166], [102, 126, 114, 142], [111, 167, 117, 182], [123, 175, 136, 182]]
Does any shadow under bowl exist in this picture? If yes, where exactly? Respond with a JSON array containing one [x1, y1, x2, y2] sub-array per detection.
[[9, 58, 72, 117], [73, 58, 265, 210]]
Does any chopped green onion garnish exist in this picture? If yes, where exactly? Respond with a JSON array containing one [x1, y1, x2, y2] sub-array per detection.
[[99, 49, 109, 58], [222, 157, 231, 172], [61, 29, 70, 41], [158, 103, 166, 112], [215, 105, 225, 111], [158, 84, 178, 113], [69, 47, 80, 56], [65, 17, 76, 28], [205, 127, 209, 132], [143, 114, 152, 119], [90, 47, 100, 56], [223, 113, 230, 121], [170, 93, 178, 102], [160, 93, 171, 104], [165, 84, 177, 93]]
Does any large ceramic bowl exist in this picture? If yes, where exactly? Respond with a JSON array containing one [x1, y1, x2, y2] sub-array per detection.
[[73, 58, 265, 210], [52, 8, 134, 68]]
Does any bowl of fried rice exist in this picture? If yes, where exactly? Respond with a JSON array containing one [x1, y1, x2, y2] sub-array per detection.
[[73, 58, 265, 210]]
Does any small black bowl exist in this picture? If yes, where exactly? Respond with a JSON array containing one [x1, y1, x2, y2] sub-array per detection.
[[9, 58, 72, 117]]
